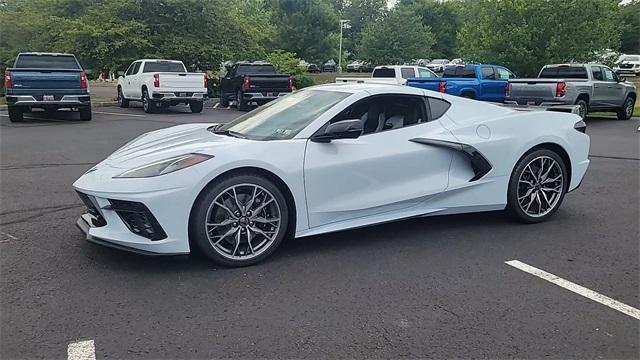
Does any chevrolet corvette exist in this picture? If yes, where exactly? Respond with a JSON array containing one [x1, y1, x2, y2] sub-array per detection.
[[73, 84, 590, 266]]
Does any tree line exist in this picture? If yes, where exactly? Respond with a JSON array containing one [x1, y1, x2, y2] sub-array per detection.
[[0, 0, 638, 78]]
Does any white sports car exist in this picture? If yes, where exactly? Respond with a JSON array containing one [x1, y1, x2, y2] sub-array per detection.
[[73, 84, 590, 266]]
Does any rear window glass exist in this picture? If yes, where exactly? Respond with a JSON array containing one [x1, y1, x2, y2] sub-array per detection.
[[236, 65, 276, 75], [443, 66, 476, 78], [539, 66, 588, 79], [142, 62, 186, 73], [372, 68, 395, 78], [15, 54, 80, 69], [400, 68, 415, 79], [428, 98, 451, 120]]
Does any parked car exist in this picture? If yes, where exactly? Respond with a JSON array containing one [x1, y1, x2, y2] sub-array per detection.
[[614, 54, 640, 77], [219, 62, 292, 111], [426, 59, 450, 73], [505, 63, 637, 120], [307, 64, 321, 73], [346, 61, 373, 73], [336, 65, 438, 85], [117, 59, 207, 113], [447, 58, 465, 66], [322, 60, 337, 72], [73, 83, 590, 266], [4, 52, 91, 122], [407, 64, 516, 103]]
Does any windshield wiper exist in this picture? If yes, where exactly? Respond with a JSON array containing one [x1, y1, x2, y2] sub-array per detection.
[[211, 128, 247, 139]]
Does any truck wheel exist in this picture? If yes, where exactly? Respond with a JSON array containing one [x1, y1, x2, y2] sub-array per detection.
[[190, 100, 204, 113], [79, 106, 92, 121], [617, 96, 635, 120], [7, 106, 24, 122], [220, 94, 229, 107], [461, 92, 475, 99], [575, 98, 588, 120], [117, 87, 129, 108], [236, 90, 249, 111], [142, 89, 155, 113]]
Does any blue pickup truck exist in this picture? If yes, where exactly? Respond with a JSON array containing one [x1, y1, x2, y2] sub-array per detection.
[[407, 64, 517, 102], [4, 52, 91, 122]]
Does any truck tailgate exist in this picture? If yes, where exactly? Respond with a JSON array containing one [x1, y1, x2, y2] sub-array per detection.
[[335, 78, 398, 85], [10, 69, 83, 93], [247, 75, 290, 91], [158, 73, 205, 92], [507, 79, 559, 102]]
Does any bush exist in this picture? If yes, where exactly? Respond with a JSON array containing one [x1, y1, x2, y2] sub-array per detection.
[[266, 50, 304, 76], [293, 75, 315, 89]]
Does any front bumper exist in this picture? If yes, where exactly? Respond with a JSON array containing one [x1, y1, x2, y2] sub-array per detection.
[[6, 95, 91, 107], [614, 68, 639, 76]]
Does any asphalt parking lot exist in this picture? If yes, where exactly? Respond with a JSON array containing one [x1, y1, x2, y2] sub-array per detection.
[[1, 103, 638, 359]]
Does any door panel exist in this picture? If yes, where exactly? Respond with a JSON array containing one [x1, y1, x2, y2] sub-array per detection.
[[590, 66, 607, 108], [303, 121, 456, 228], [602, 67, 621, 107]]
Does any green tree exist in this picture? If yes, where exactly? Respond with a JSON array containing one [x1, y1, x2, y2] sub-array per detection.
[[398, 0, 461, 59], [620, 0, 640, 54], [340, 0, 387, 59], [457, 0, 622, 76], [357, 8, 435, 65]]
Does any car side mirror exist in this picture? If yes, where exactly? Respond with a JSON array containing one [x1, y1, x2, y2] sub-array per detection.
[[618, 77, 626, 83], [312, 119, 363, 143]]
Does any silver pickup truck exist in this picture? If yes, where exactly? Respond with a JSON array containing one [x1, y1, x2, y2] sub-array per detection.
[[505, 63, 637, 120]]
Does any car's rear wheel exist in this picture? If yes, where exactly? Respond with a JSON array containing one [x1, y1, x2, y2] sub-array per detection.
[[79, 106, 92, 121], [189, 100, 203, 113], [7, 106, 24, 122], [617, 96, 635, 120], [142, 88, 155, 113], [190, 174, 289, 267], [236, 90, 249, 111], [117, 87, 129, 108], [220, 93, 229, 107], [506, 149, 567, 223], [575, 98, 588, 120]]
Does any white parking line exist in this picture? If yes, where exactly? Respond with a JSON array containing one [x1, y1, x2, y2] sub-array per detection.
[[505, 260, 640, 320], [0, 231, 18, 243], [67, 340, 96, 360], [92, 111, 145, 117], [0, 114, 42, 120]]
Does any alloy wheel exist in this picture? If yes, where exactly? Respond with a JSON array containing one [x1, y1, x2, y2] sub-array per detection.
[[625, 99, 633, 117], [205, 184, 281, 260], [517, 156, 564, 218]]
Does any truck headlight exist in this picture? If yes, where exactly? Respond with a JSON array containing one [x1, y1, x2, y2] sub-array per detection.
[[114, 153, 213, 178]]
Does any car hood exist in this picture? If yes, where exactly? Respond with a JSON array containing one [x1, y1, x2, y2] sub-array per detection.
[[103, 123, 243, 169]]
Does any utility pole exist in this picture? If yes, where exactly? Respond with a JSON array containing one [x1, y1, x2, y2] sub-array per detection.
[[338, 19, 350, 73]]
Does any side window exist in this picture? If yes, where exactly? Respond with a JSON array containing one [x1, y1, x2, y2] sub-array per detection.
[[124, 62, 136, 76], [418, 68, 435, 78], [591, 66, 603, 81], [400, 67, 416, 79], [481, 67, 496, 80], [602, 67, 615, 81], [428, 98, 451, 120], [330, 95, 427, 135], [131, 62, 142, 75], [496, 68, 512, 80]]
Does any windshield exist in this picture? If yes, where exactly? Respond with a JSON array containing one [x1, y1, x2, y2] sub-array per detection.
[[142, 61, 186, 73], [215, 89, 351, 140], [15, 54, 80, 69], [539, 66, 588, 79], [372, 68, 395, 78], [620, 55, 640, 62]]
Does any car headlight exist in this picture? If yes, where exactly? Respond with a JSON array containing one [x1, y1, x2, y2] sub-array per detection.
[[114, 153, 213, 178]]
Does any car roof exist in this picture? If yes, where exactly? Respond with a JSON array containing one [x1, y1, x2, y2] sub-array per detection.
[[136, 59, 184, 63], [311, 82, 427, 96], [18, 52, 76, 57]]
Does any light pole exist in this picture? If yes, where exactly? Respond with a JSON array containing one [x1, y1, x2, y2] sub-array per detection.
[[338, 19, 350, 73]]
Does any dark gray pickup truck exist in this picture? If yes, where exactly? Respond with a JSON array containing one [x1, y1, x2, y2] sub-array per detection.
[[4, 52, 91, 122], [505, 63, 636, 120], [219, 62, 292, 111]]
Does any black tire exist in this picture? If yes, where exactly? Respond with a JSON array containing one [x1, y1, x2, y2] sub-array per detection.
[[190, 173, 289, 267], [617, 96, 635, 120], [79, 106, 92, 121], [190, 100, 204, 113], [7, 106, 24, 122], [506, 149, 568, 223], [575, 98, 588, 120], [142, 88, 155, 113], [236, 90, 249, 111], [461, 92, 475, 99], [220, 93, 229, 107], [117, 87, 129, 108]]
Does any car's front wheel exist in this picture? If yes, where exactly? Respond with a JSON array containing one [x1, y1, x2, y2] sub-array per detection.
[[190, 173, 289, 267], [617, 96, 635, 120], [506, 149, 568, 223]]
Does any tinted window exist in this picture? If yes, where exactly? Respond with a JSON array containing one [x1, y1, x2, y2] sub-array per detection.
[[124, 62, 136, 76], [418, 68, 436, 78], [331, 95, 427, 134], [217, 90, 350, 140], [443, 66, 476, 78], [400, 67, 415, 79], [142, 61, 186, 73], [15, 54, 80, 69], [602, 67, 615, 81], [132, 62, 142, 74], [496, 68, 513, 80], [591, 66, 603, 80], [481, 67, 495, 80], [236, 64, 276, 75], [539, 66, 588, 79], [428, 98, 451, 120], [372, 68, 395, 78]]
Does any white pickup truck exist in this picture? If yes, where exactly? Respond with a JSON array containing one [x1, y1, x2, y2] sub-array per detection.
[[117, 59, 207, 113], [335, 65, 438, 85]]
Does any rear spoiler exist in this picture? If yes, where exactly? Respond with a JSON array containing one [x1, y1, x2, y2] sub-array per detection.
[[496, 103, 581, 115]]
